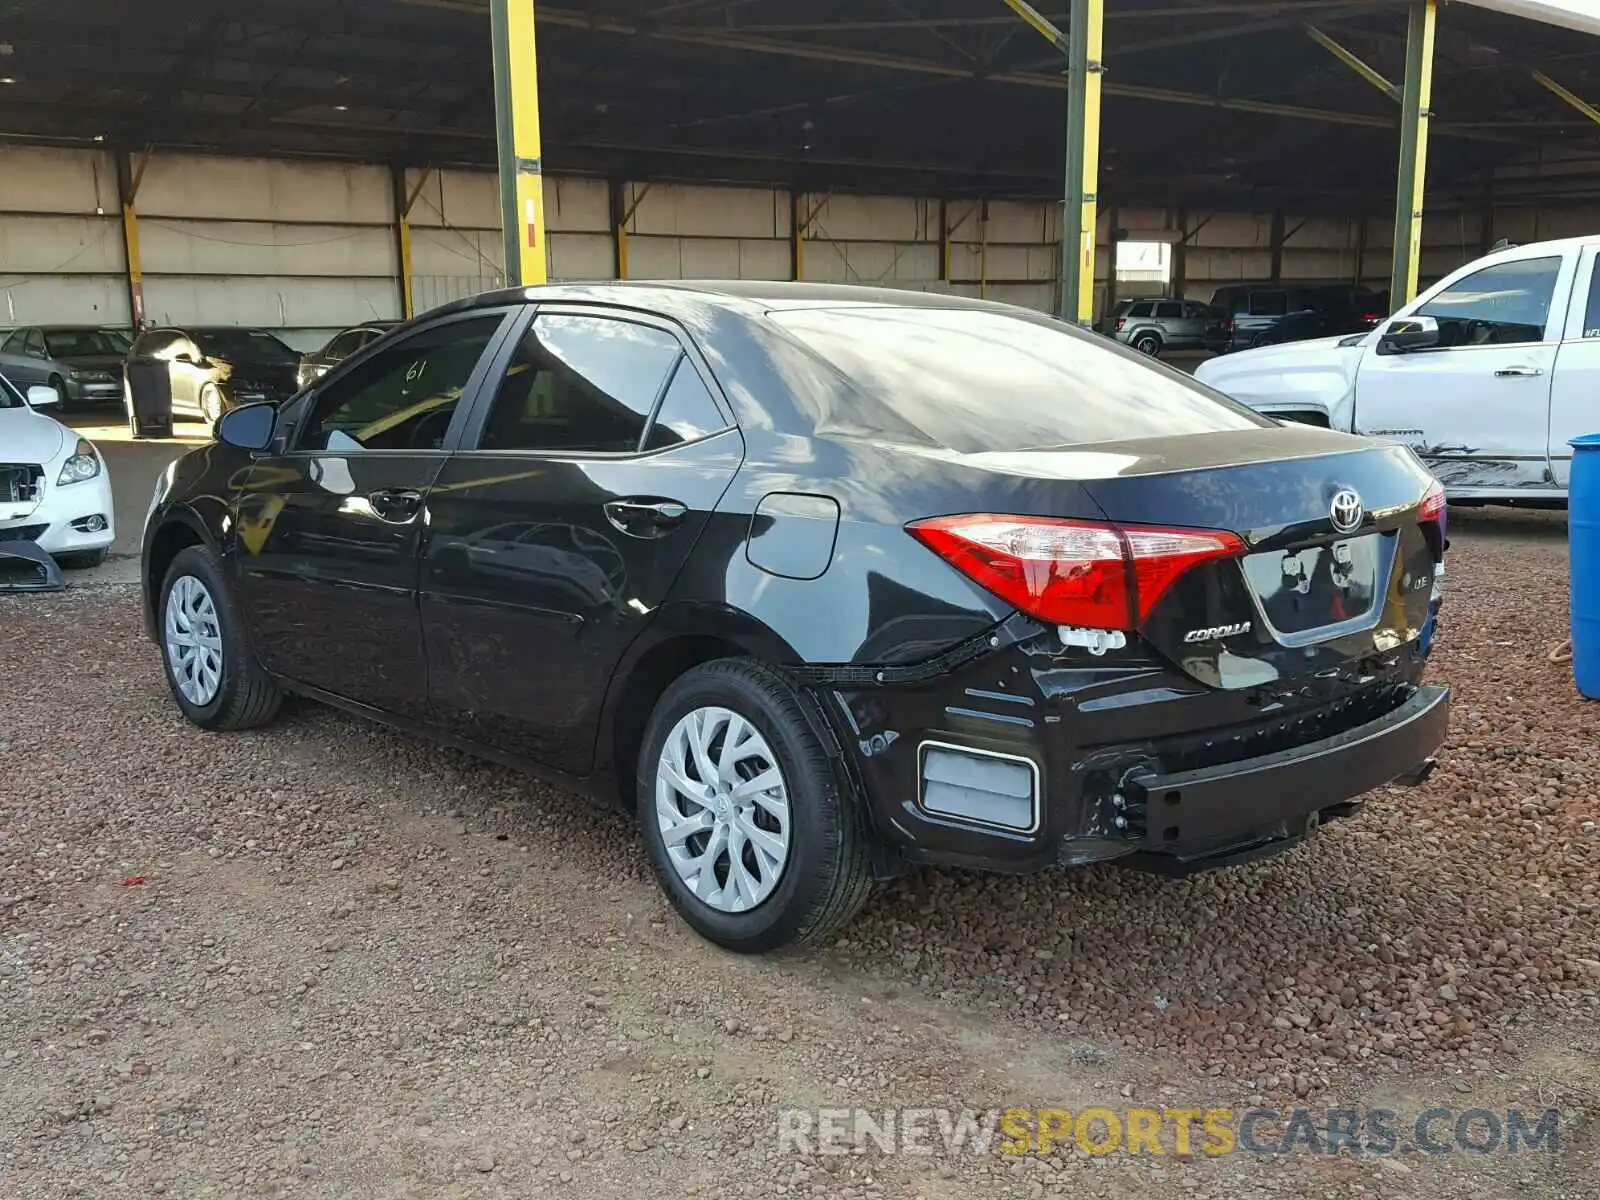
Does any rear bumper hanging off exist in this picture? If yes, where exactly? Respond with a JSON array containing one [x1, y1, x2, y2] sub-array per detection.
[[1117, 684, 1450, 868]]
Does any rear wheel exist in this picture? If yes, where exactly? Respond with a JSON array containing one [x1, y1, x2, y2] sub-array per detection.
[[1133, 332, 1162, 356], [158, 545, 281, 731], [637, 659, 873, 953]]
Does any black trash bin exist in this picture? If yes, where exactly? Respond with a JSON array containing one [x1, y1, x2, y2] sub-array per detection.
[[126, 361, 173, 440]]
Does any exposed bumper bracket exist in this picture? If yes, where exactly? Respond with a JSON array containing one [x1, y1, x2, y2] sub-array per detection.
[[0, 540, 66, 593]]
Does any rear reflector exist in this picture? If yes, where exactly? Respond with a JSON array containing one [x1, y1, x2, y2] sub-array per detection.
[[908, 514, 1245, 631]]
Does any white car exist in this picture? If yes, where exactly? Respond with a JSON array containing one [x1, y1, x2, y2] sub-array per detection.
[[0, 374, 115, 567]]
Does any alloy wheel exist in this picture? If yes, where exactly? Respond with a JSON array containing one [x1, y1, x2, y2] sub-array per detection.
[[164, 575, 224, 706], [655, 706, 791, 914]]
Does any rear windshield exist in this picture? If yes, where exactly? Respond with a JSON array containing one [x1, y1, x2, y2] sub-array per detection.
[[193, 329, 296, 362], [765, 306, 1269, 454]]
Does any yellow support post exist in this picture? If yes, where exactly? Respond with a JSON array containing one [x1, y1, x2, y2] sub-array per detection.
[[1062, 0, 1104, 325], [1390, 0, 1437, 307], [115, 151, 147, 329], [791, 191, 804, 280], [490, 0, 547, 287]]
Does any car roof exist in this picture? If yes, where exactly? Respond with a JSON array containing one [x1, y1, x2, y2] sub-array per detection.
[[432, 279, 1054, 323]]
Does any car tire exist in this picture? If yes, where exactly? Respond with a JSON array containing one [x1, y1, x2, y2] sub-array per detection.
[[199, 384, 224, 427], [47, 375, 68, 408], [1133, 333, 1162, 356], [636, 659, 874, 953], [56, 548, 108, 569], [157, 544, 282, 731]]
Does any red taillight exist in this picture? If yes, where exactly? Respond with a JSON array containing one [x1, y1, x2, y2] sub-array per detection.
[[907, 514, 1245, 630], [1115, 318, 1127, 331], [1362, 311, 1382, 323], [1418, 480, 1447, 548]]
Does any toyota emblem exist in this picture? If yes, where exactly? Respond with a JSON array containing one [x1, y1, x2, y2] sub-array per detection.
[[1330, 488, 1364, 534]]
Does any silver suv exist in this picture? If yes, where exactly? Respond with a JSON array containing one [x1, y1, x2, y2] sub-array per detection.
[[1102, 298, 1221, 356]]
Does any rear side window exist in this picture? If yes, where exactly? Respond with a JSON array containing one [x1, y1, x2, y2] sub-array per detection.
[[1583, 261, 1600, 338], [1249, 291, 1288, 316], [477, 314, 682, 454], [642, 360, 726, 451], [1155, 301, 1183, 319], [766, 306, 1269, 455], [1127, 301, 1154, 318]]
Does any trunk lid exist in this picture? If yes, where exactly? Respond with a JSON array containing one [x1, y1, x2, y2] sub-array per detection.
[[1018, 427, 1440, 690], [1079, 430, 1437, 688]]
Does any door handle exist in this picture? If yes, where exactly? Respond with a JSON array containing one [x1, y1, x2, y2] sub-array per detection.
[[604, 498, 688, 537], [1494, 366, 1544, 377], [367, 488, 424, 524]]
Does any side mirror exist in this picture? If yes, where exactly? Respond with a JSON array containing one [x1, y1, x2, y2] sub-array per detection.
[[216, 401, 277, 452], [26, 385, 59, 408], [1379, 314, 1440, 354]]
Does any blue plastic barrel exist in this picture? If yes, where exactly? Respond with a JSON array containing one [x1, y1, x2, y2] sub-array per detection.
[[1569, 433, 1600, 698]]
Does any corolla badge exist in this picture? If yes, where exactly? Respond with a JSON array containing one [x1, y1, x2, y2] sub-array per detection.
[[1330, 488, 1364, 534]]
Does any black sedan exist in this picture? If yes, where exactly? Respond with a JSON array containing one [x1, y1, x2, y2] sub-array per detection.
[[126, 326, 302, 425], [296, 321, 399, 390], [139, 282, 1450, 953]]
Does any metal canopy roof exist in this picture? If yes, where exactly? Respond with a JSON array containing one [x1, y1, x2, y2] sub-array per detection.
[[1, 0, 1598, 212]]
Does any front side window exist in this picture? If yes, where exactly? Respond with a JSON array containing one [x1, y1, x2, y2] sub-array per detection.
[[1416, 256, 1561, 347], [24, 329, 46, 357], [324, 331, 363, 358], [477, 314, 683, 454], [297, 315, 502, 452]]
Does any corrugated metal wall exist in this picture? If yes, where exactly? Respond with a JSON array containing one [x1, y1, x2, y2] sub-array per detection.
[[1, 144, 1593, 349]]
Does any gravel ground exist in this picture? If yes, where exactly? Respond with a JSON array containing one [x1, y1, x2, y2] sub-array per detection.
[[1, 525, 1597, 1199]]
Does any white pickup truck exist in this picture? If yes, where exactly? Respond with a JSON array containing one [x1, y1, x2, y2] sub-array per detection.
[[1194, 235, 1600, 504]]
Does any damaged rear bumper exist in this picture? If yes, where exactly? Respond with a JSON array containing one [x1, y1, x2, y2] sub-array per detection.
[[1113, 684, 1449, 873], [825, 621, 1448, 879]]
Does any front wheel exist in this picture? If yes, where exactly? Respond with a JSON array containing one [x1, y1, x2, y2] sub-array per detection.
[[199, 384, 225, 427], [637, 660, 873, 953], [158, 544, 282, 731]]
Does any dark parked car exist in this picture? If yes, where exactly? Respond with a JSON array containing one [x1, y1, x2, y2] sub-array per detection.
[[297, 321, 399, 390], [140, 282, 1450, 953], [1210, 283, 1386, 353], [0, 325, 131, 407], [126, 326, 302, 425]]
